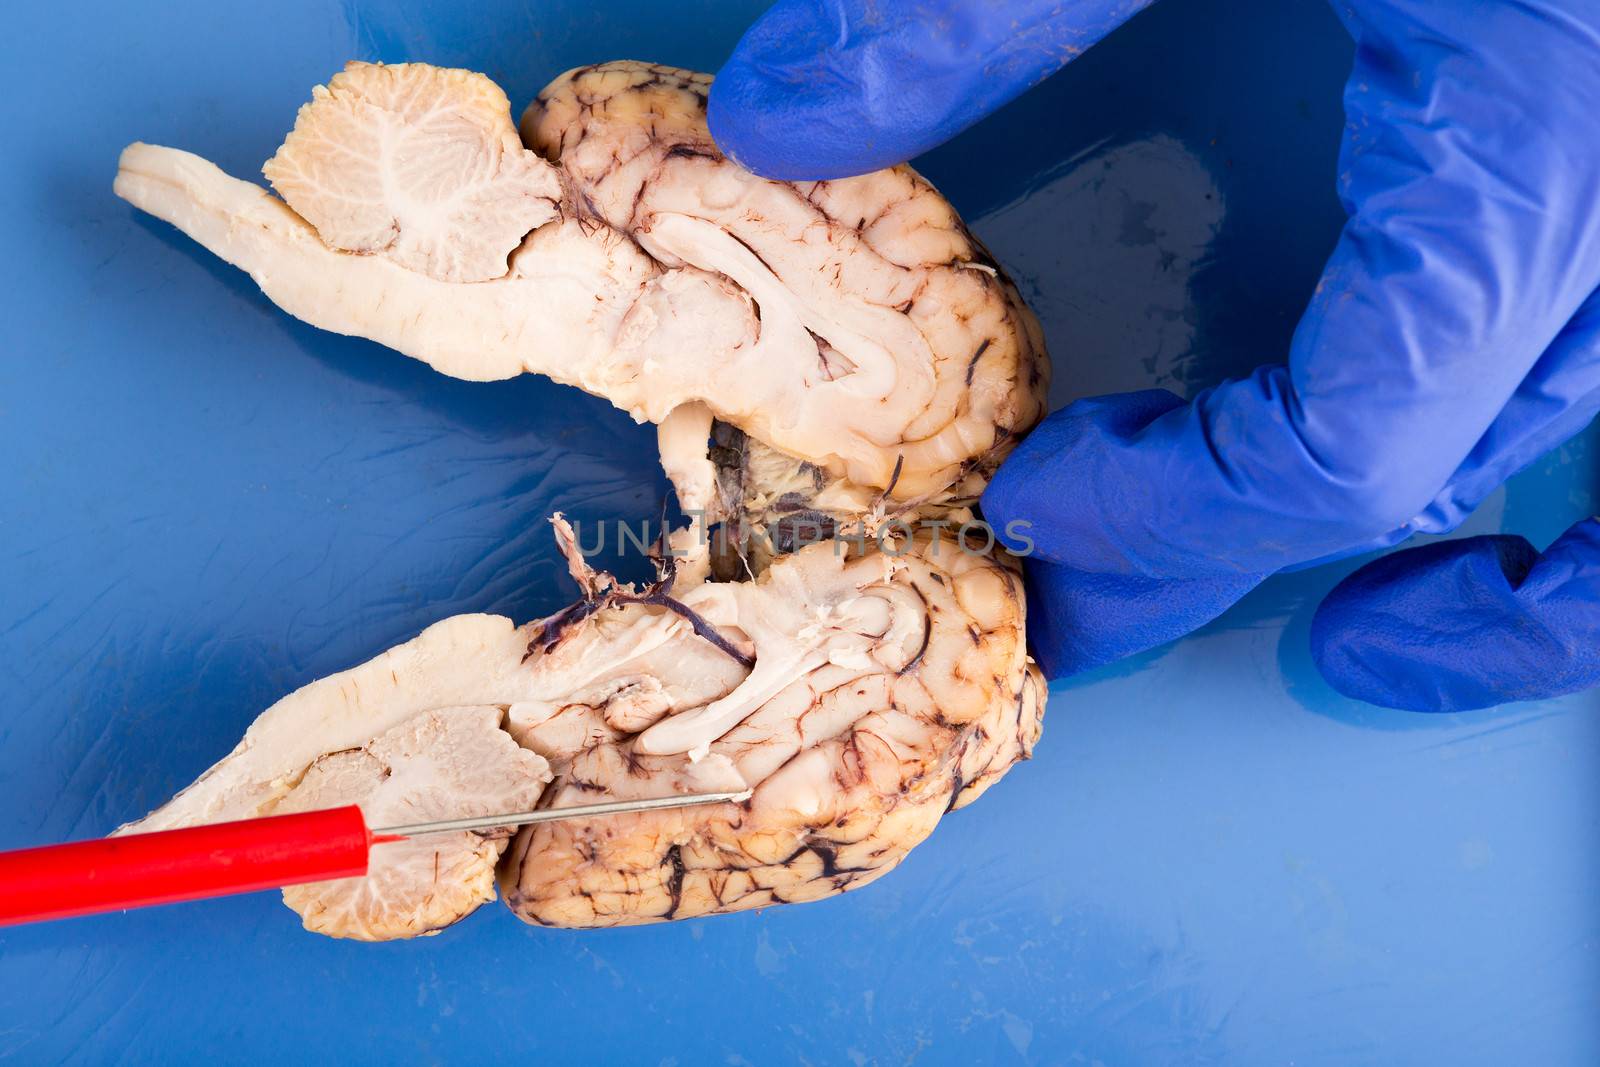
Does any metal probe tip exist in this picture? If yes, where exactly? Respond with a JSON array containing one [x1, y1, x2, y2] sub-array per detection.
[[374, 788, 753, 840]]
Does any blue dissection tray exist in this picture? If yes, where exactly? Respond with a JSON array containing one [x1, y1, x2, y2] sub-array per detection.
[[2, 1, 1595, 1062]]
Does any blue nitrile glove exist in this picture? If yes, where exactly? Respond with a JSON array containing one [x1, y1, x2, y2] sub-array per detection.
[[1310, 520, 1600, 712], [711, 1, 1600, 710]]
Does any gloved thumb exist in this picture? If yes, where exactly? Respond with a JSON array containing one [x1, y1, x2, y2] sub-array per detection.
[[709, 0, 1155, 179], [1310, 519, 1600, 712]]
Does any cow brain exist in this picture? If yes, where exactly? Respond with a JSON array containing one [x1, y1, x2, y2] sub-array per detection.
[[112, 60, 1050, 938]]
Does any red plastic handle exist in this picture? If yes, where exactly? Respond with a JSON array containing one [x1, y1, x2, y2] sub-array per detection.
[[0, 806, 373, 926]]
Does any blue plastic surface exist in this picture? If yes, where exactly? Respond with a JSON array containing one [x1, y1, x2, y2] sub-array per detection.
[[1, 1, 1595, 1062]]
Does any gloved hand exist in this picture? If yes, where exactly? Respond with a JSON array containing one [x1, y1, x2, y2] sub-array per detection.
[[710, 0, 1600, 711]]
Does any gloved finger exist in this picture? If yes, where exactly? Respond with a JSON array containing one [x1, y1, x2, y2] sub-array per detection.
[[1400, 286, 1600, 539], [1288, 283, 1600, 570], [989, 2, 1600, 579], [1020, 557, 1265, 679], [986, 290, 1600, 680], [982, 388, 1186, 566], [986, 313, 1600, 678], [1309, 519, 1600, 712], [708, 0, 1156, 179]]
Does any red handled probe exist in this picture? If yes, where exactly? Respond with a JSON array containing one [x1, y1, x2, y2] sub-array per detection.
[[0, 790, 750, 926]]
